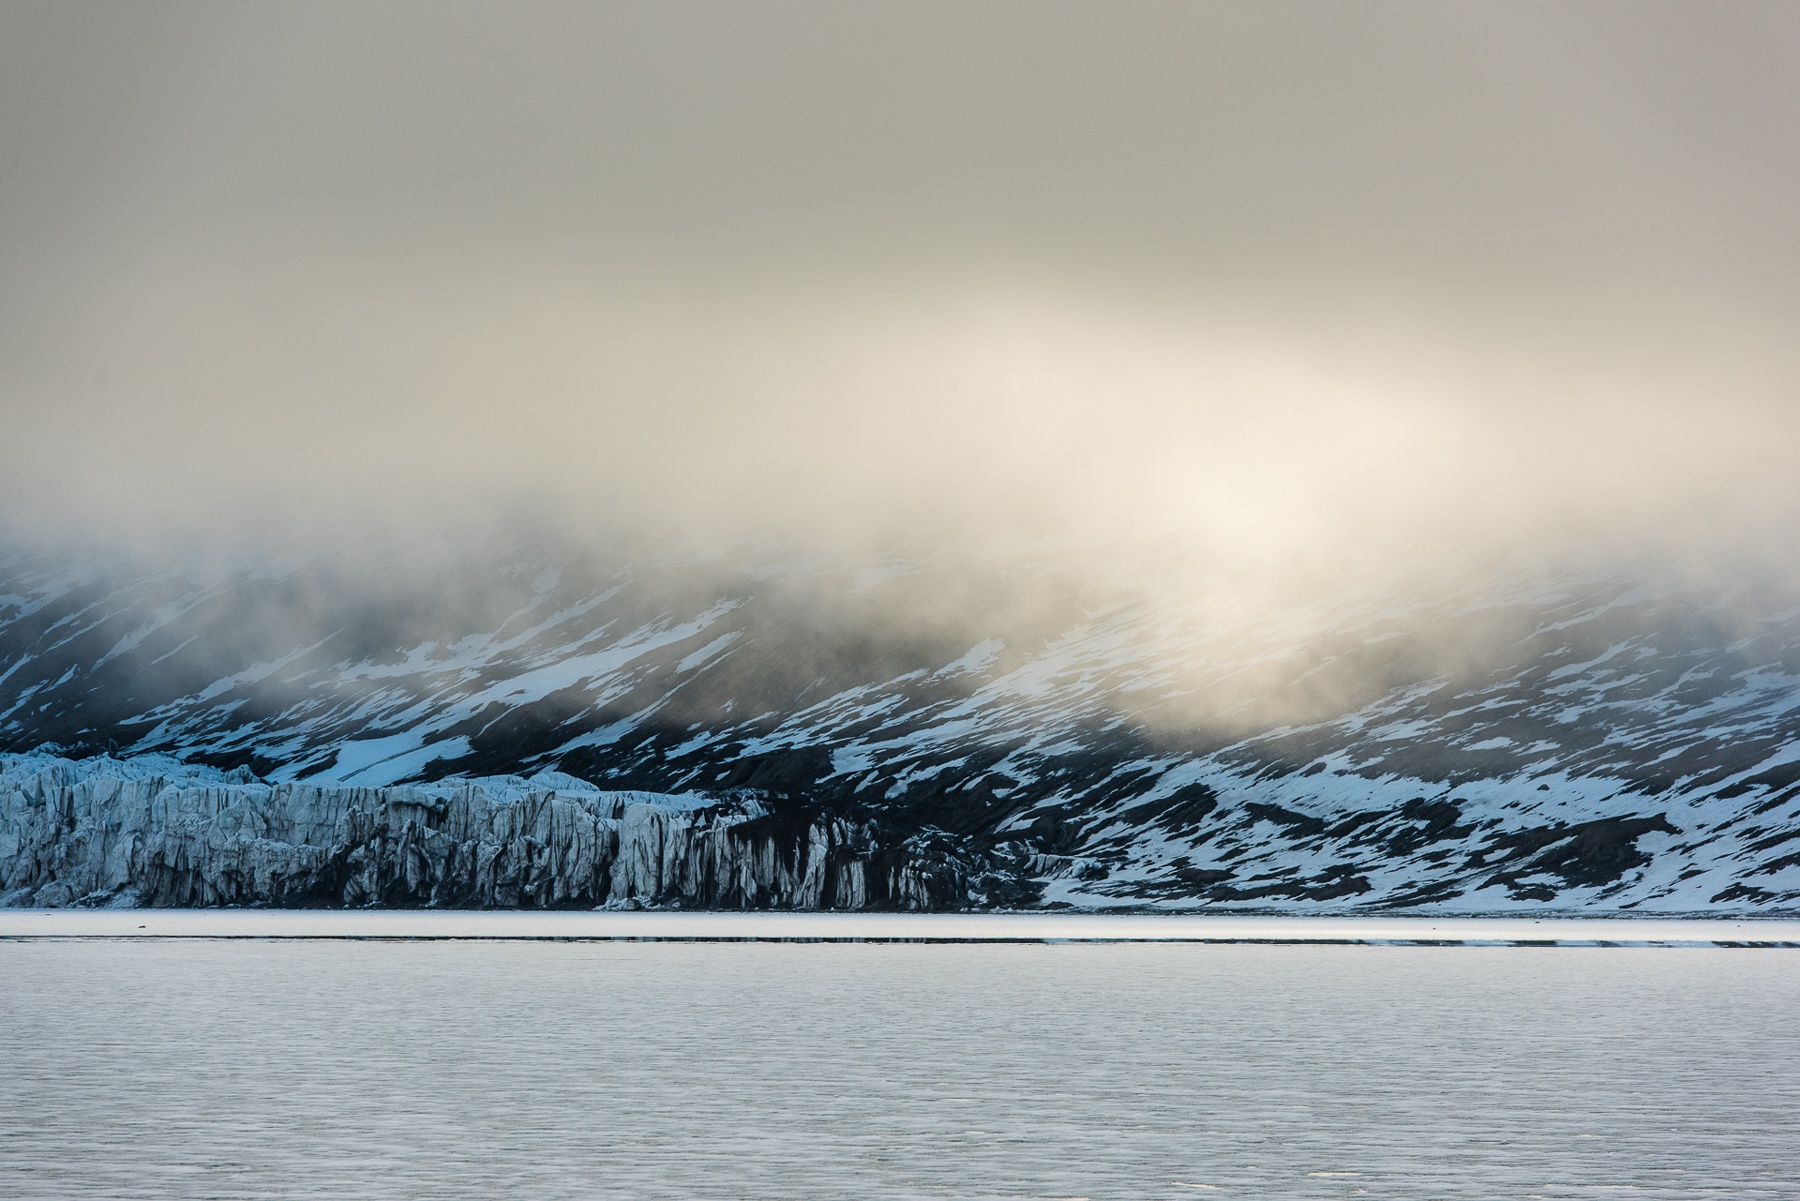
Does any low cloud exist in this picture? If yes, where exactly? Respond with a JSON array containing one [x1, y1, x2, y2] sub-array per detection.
[[3, 2, 1798, 734]]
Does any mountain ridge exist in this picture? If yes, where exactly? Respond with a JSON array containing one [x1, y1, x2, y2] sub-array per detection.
[[3, 543, 1797, 911]]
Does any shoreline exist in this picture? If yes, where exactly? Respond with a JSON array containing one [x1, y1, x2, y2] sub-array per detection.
[[4, 910, 1799, 945]]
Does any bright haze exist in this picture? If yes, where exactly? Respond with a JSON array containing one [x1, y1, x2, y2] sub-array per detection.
[[2, 0, 1797, 582]]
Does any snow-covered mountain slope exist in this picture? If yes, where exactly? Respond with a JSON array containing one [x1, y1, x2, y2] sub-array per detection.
[[2, 542, 1797, 912]]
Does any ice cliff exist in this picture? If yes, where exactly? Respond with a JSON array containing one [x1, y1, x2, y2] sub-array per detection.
[[0, 756, 964, 910]]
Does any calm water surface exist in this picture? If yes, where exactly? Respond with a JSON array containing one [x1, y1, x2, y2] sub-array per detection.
[[1, 941, 1796, 1200]]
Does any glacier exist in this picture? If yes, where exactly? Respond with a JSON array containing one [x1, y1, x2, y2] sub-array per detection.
[[0, 754, 962, 910]]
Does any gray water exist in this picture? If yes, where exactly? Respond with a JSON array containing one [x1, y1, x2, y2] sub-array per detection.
[[1, 942, 1796, 1200]]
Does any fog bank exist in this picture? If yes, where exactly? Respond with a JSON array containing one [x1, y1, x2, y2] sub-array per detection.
[[3, 1, 1797, 589]]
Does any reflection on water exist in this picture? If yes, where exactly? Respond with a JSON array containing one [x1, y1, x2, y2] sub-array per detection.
[[1, 941, 1796, 1199]]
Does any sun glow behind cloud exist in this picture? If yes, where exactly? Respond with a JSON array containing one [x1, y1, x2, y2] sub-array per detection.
[[1, 1, 1796, 599]]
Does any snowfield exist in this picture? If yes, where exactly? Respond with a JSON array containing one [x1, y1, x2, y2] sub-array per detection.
[[3, 544, 1797, 911]]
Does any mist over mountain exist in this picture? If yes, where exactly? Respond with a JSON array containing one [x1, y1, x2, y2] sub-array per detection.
[[3, 4, 1799, 910], [4, 531, 1797, 912]]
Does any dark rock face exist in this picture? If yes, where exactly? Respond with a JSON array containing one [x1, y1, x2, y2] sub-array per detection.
[[1478, 815, 1683, 894]]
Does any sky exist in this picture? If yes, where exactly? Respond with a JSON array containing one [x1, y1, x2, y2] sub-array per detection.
[[2, 1, 1797, 576]]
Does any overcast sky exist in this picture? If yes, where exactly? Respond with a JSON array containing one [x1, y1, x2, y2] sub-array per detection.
[[2, 1, 1797, 566]]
